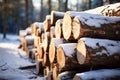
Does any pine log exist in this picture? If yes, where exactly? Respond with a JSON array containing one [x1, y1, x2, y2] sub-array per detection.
[[47, 70, 53, 80], [49, 38, 64, 64], [101, 3, 120, 17], [36, 23, 44, 36], [44, 66, 50, 77], [55, 19, 63, 39], [42, 32, 50, 52], [42, 52, 50, 67], [50, 26, 55, 38], [34, 36, 41, 48], [44, 15, 51, 32], [36, 43, 44, 60], [57, 43, 81, 71], [53, 65, 59, 80], [72, 13, 120, 40], [62, 11, 85, 40], [73, 69, 120, 80], [76, 38, 120, 66], [25, 35, 35, 46], [50, 11, 65, 26]]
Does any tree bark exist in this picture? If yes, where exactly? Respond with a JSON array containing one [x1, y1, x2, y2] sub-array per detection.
[[76, 38, 120, 67], [50, 11, 65, 26], [72, 13, 120, 40], [55, 19, 63, 39]]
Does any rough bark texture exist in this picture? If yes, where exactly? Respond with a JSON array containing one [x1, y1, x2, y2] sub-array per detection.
[[72, 13, 120, 40], [76, 38, 120, 67], [50, 11, 65, 26]]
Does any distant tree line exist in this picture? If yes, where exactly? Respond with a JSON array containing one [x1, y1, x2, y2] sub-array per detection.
[[0, 0, 119, 38]]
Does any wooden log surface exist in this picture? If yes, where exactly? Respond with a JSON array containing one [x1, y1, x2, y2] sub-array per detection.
[[42, 52, 50, 67], [49, 38, 64, 64], [76, 37, 120, 66], [34, 36, 41, 48], [73, 69, 120, 80], [50, 26, 55, 39], [101, 3, 120, 16], [57, 43, 81, 71], [50, 11, 65, 26], [42, 32, 50, 52], [72, 13, 120, 40], [55, 19, 63, 39], [44, 15, 51, 32]]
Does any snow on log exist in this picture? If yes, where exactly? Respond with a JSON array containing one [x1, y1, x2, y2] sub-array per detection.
[[19, 30, 27, 37], [73, 69, 120, 80], [57, 43, 81, 71], [42, 32, 50, 52], [76, 37, 120, 66], [101, 3, 120, 16], [34, 36, 41, 48], [50, 11, 65, 26], [57, 71, 78, 80], [72, 13, 120, 40], [25, 27, 32, 35], [25, 35, 35, 46], [50, 26, 55, 38], [31, 22, 44, 35], [49, 38, 64, 63], [55, 19, 63, 39], [44, 15, 51, 32], [36, 23, 44, 36]]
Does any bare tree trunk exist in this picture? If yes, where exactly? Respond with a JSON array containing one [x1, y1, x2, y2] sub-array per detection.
[[48, 0, 51, 14], [25, 0, 28, 28], [2, 0, 7, 38], [64, 0, 68, 11], [40, 0, 43, 21], [29, 0, 33, 23]]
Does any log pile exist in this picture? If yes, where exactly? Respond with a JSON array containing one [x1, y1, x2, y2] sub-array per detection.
[[19, 3, 120, 80]]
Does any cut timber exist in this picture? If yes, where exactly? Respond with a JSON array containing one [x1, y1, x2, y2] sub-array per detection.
[[36, 59, 44, 74], [57, 43, 80, 71], [42, 32, 50, 52], [36, 43, 44, 60], [36, 23, 44, 36], [25, 35, 35, 46], [47, 70, 53, 80], [50, 26, 55, 38], [53, 65, 59, 80], [55, 19, 63, 39], [19, 30, 27, 37], [62, 11, 85, 40], [49, 38, 64, 64], [101, 3, 120, 16], [31, 22, 44, 35], [34, 36, 41, 48], [76, 38, 120, 66], [42, 52, 50, 67], [50, 11, 65, 26], [72, 13, 120, 40], [44, 15, 51, 32], [73, 69, 120, 80], [44, 66, 50, 77]]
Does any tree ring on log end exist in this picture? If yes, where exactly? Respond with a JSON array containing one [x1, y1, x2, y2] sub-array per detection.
[[77, 40, 86, 64], [63, 13, 72, 40], [49, 42, 55, 63], [73, 16, 81, 40], [57, 47, 65, 68]]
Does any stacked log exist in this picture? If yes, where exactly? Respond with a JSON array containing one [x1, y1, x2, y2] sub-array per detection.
[[19, 2, 120, 80]]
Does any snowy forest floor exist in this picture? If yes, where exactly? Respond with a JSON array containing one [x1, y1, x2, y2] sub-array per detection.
[[0, 34, 46, 80]]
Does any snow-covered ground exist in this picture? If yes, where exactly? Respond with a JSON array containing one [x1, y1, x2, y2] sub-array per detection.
[[0, 34, 45, 80]]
